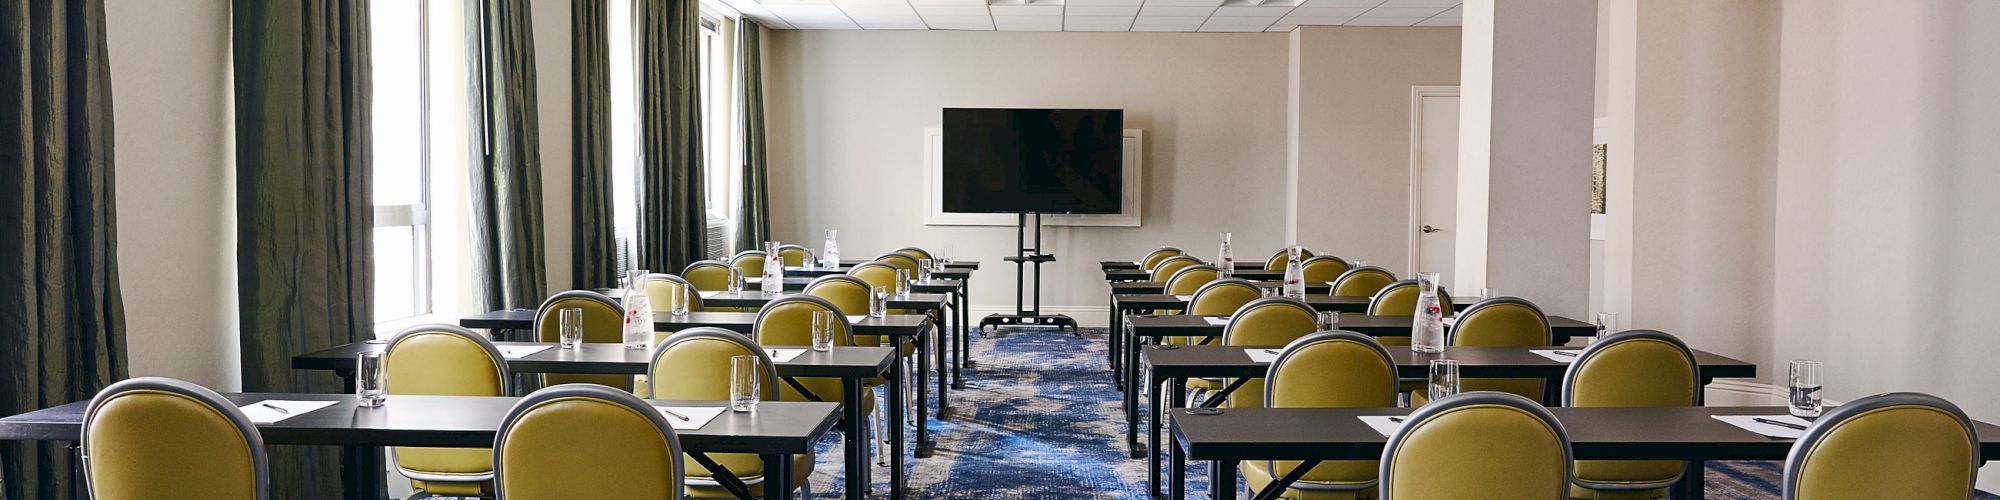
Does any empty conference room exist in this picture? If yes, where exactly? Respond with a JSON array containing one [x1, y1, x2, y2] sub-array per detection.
[[5, 0, 1997, 499]]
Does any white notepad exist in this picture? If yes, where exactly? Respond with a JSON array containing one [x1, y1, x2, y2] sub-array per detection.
[[654, 406, 729, 431], [1529, 349, 1582, 363], [765, 348, 806, 362], [1202, 316, 1232, 326], [846, 315, 869, 324], [239, 400, 340, 424], [1358, 415, 1406, 437], [497, 345, 554, 359], [699, 290, 721, 298], [1173, 295, 1193, 301], [1244, 348, 1282, 363], [1712, 414, 1811, 439]]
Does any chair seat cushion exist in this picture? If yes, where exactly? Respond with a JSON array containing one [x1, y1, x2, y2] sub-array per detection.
[[1243, 460, 1375, 500], [686, 453, 816, 498]]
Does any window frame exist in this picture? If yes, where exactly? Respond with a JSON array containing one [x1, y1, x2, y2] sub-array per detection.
[[371, 0, 435, 326]]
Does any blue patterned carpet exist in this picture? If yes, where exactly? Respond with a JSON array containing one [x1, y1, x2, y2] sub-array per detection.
[[793, 327, 1991, 499]]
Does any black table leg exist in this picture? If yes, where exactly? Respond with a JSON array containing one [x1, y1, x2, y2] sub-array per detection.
[[1124, 314, 1143, 458], [844, 377, 867, 500], [1170, 383, 1188, 500], [1148, 370, 1164, 497], [766, 453, 794, 500], [1109, 295, 1123, 387], [344, 445, 387, 500], [1676, 460, 1706, 500], [915, 332, 934, 458], [935, 310, 950, 417], [1211, 459, 1238, 499], [890, 346, 907, 497]]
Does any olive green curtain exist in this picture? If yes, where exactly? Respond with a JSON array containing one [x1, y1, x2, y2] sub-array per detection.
[[636, 0, 706, 273], [0, 1, 128, 498], [231, 0, 374, 498], [468, 0, 547, 310], [733, 22, 771, 252], [571, 0, 616, 290]]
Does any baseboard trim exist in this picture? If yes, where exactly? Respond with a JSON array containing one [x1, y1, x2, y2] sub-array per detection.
[[967, 305, 1113, 329]]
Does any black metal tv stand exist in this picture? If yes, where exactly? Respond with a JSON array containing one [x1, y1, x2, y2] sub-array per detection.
[[980, 213, 1079, 336]]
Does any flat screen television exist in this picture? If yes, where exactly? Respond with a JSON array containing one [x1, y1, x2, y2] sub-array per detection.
[[942, 108, 1124, 214]]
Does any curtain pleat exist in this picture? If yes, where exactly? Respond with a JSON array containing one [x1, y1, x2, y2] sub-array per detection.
[[733, 22, 770, 252], [0, 0, 129, 498], [469, 0, 547, 310], [230, 0, 373, 498], [571, 0, 616, 290], [636, 0, 706, 273]]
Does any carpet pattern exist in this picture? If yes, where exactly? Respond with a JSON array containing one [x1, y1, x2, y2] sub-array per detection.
[[792, 327, 1988, 499]]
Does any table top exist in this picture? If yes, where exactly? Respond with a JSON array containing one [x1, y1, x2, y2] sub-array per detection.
[[1102, 261, 1266, 271], [1112, 280, 1332, 295], [459, 310, 932, 337], [1170, 406, 2000, 461], [0, 393, 838, 454], [842, 259, 978, 270], [786, 267, 972, 280], [1123, 313, 1595, 344], [295, 342, 896, 378], [694, 290, 949, 311], [1106, 269, 1283, 281], [1114, 294, 1475, 313], [1143, 345, 1755, 380]]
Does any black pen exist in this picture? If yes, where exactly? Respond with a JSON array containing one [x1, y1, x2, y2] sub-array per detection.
[[1387, 416, 1404, 423], [1753, 417, 1808, 431], [1550, 350, 1578, 357], [260, 403, 289, 414]]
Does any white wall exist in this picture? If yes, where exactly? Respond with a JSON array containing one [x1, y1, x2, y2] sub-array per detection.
[[533, 0, 574, 293]]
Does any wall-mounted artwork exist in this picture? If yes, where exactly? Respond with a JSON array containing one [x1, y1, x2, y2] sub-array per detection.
[[1591, 144, 1607, 214]]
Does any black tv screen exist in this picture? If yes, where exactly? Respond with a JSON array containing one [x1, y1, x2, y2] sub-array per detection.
[[942, 108, 1124, 214]]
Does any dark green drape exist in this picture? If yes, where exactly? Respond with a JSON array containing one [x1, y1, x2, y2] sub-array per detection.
[[468, 0, 547, 309], [0, 1, 128, 498], [231, 0, 373, 498], [636, 0, 706, 273], [571, 0, 616, 290], [733, 22, 770, 252]]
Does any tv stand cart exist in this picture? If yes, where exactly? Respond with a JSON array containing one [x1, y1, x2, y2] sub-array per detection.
[[980, 213, 1079, 336]]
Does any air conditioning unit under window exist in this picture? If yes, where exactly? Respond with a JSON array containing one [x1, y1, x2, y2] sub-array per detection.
[[705, 213, 729, 261]]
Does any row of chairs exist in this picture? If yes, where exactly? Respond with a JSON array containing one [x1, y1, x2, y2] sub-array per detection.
[[687, 245, 937, 290], [1142, 247, 1402, 298]]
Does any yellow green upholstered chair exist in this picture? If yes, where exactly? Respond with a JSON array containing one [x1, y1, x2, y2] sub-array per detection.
[[535, 290, 636, 390], [1139, 246, 1184, 270], [493, 384, 685, 499], [1243, 332, 1399, 499], [847, 262, 902, 292], [650, 328, 814, 498], [1167, 278, 1261, 347], [1367, 279, 1456, 347], [1410, 297, 1553, 406], [1560, 330, 1700, 500], [1264, 246, 1316, 270], [1782, 392, 1979, 500], [730, 250, 769, 277], [1204, 297, 1320, 409], [82, 377, 268, 500], [1332, 267, 1397, 298], [384, 324, 510, 496], [775, 244, 815, 267], [892, 246, 933, 261], [646, 273, 705, 314], [874, 253, 922, 279], [1299, 255, 1353, 284], [1379, 391, 1573, 500], [803, 275, 881, 347], [752, 294, 886, 464], [1163, 264, 1221, 297], [1150, 255, 1202, 282], [683, 260, 735, 291]]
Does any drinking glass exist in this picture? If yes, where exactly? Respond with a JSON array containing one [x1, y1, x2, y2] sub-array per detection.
[[869, 286, 888, 318], [730, 355, 761, 413], [919, 259, 934, 281], [811, 310, 836, 352], [1480, 287, 1496, 299], [1317, 311, 1339, 331], [895, 269, 912, 296], [1789, 360, 1823, 419], [357, 351, 387, 407], [727, 267, 744, 293], [1262, 287, 1278, 298], [1428, 359, 1461, 400], [558, 307, 584, 349], [1595, 312, 1619, 342], [1350, 260, 1367, 269]]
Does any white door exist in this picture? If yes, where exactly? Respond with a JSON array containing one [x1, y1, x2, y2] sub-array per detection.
[[1413, 91, 1459, 279]]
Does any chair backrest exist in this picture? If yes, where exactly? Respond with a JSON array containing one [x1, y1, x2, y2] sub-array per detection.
[[1448, 297, 1551, 347], [650, 328, 779, 400], [386, 324, 510, 397], [1380, 392, 1573, 500], [875, 253, 921, 276], [1331, 266, 1397, 297], [753, 294, 855, 348], [682, 260, 734, 291], [1150, 255, 1202, 281], [1162, 264, 1221, 295], [1186, 278, 1263, 316], [1562, 329, 1700, 407], [847, 261, 902, 290], [1221, 297, 1321, 347], [1266, 332, 1399, 408], [1783, 392, 1980, 500], [1264, 246, 1315, 270], [1139, 247, 1183, 269], [892, 246, 933, 261], [1367, 280, 1455, 316], [803, 275, 871, 315], [730, 250, 768, 276], [83, 377, 268, 500], [775, 244, 814, 266], [494, 384, 684, 499], [1298, 255, 1352, 284], [534, 291, 632, 389], [644, 273, 704, 313]]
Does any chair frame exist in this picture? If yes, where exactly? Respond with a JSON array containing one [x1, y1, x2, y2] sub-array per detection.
[[891, 246, 933, 261], [1781, 392, 1981, 500], [1558, 329, 1701, 491], [1445, 296, 1552, 346], [1150, 255, 1204, 281], [1297, 254, 1352, 271], [874, 252, 921, 270], [1140, 247, 1185, 269], [1331, 266, 1397, 295], [82, 377, 271, 500], [847, 261, 903, 284], [492, 384, 686, 498], [1378, 391, 1574, 500], [805, 274, 875, 296], [1188, 277, 1262, 304]]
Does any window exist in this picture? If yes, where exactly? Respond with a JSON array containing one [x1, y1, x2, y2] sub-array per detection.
[[609, 0, 639, 271], [608, 3, 744, 264], [370, 0, 473, 333]]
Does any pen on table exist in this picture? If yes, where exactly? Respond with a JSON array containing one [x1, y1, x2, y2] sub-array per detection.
[[1550, 350, 1579, 357], [260, 403, 289, 414], [659, 408, 690, 421], [1387, 416, 1404, 423], [1753, 417, 1808, 431]]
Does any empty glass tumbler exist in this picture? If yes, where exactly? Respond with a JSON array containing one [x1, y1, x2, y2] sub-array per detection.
[[811, 310, 837, 352], [727, 267, 744, 293], [1789, 360, 1823, 418], [896, 270, 912, 296], [357, 351, 387, 407], [869, 286, 889, 318], [1429, 359, 1461, 400], [1317, 311, 1339, 331], [558, 307, 584, 349], [667, 285, 690, 316], [730, 355, 760, 413], [1596, 312, 1620, 342]]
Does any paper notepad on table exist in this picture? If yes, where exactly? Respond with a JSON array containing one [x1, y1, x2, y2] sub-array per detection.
[[744, 277, 763, 284], [1173, 295, 1193, 301], [698, 290, 721, 298], [497, 345, 553, 359], [846, 315, 869, 324], [1529, 349, 1582, 363], [1713, 414, 1811, 439], [1244, 348, 1282, 363], [239, 400, 340, 424], [765, 348, 806, 362], [654, 406, 729, 431], [1202, 316, 1232, 326], [1358, 415, 1406, 437]]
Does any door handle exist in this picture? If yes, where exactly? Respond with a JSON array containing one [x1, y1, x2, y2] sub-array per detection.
[[1421, 225, 1441, 234]]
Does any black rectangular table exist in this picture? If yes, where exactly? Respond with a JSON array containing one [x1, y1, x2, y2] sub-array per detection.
[[1105, 268, 1283, 282], [1138, 345, 1758, 497], [294, 342, 899, 498], [1112, 280, 1332, 295], [783, 266, 979, 393], [1104, 294, 1476, 390], [1102, 260, 1266, 272], [842, 259, 979, 270], [1168, 406, 2000, 500], [0, 393, 839, 500]]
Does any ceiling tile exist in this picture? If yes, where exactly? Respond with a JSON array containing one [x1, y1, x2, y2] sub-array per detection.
[[1067, 24, 1132, 31], [923, 15, 997, 29], [1201, 15, 1278, 26], [1285, 6, 1364, 17], [1144, 0, 1227, 6], [1211, 6, 1295, 16], [987, 4, 1064, 15], [1065, 0, 1146, 5], [1197, 24, 1268, 31], [914, 4, 991, 15], [1376, 0, 1458, 6], [1131, 15, 1208, 25], [991, 15, 1063, 30], [1138, 4, 1217, 16], [907, 0, 987, 4], [765, 4, 862, 28], [1131, 24, 1199, 31], [1065, 5, 1139, 16], [1266, 21, 1300, 31], [1342, 16, 1424, 26], [1358, 6, 1446, 17], [1064, 14, 1134, 24], [1413, 16, 1460, 26]]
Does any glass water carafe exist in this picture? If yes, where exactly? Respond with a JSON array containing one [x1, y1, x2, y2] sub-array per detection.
[[1411, 272, 1445, 353], [762, 241, 785, 293], [1281, 246, 1306, 299], [822, 229, 841, 269], [622, 269, 654, 350], [1216, 232, 1234, 278]]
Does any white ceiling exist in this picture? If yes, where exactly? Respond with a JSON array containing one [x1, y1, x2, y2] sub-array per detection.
[[720, 0, 1462, 33]]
